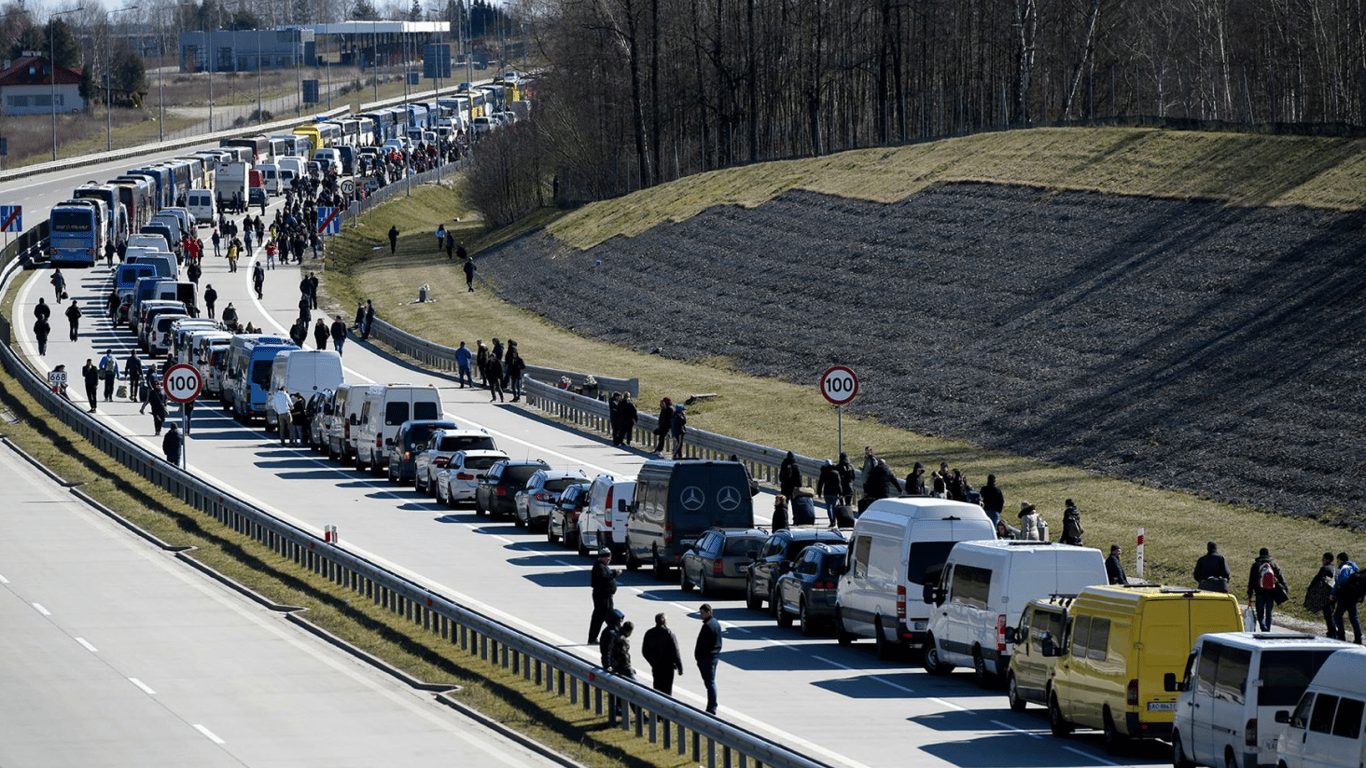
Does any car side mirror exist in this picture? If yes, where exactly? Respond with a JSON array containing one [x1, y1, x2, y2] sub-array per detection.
[[1274, 710, 1291, 724], [778, 560, 793, 574], [1163, 673, 1178, 692], [1003, 626, 1018, 644], [617, 499, 628, 512], [1041, 634, 1059, 657], [350, 415, 358, 425], [747, 550, 758, 561]]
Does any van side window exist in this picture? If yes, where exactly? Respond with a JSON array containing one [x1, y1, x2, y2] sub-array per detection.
[[1290, 693, 1315, 729], [949, 564, 991, 609], [1032, 608, 1063, 643], [1086, 617, 1109, 661], [1332, 698, 1363, 739], [1310, 694, 1340, 734], [1196, 643, 1221, 697], [851, 537, 871, 580], [1070, 616, 1091, 658], [1213, 646, 1250, 704]]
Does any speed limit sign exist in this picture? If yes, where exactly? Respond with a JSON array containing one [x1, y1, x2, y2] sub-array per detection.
[[162, 363, 203, 404], [820, 366, 859, 405]]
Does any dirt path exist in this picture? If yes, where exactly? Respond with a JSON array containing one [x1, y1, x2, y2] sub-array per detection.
[[484, 183, 1366, 529]]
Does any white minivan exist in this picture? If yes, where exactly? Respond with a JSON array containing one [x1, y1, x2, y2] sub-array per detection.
[[264, 350, 344, 431], [835, 497, 996, 659], [258, 163, 281, 194], [923, 539, 1106, 684], [354, 383, 443, 473], [186, 189, 214, 225], [1165, 634, 1352, 768], [578, 473, 636, 557], [1274, 646, 1366, 768]]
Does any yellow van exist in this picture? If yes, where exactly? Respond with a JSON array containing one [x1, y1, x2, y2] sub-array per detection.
[[1047, 584, 1243, 754]]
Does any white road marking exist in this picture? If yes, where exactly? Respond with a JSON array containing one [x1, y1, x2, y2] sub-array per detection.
[[812, 655, 919, 694], [75, 637, 98, 653], [0, 572, 9, 583], [193, 724, 226, 744], [1065, 745, 1119, 765], [32, 602, 50, 616], [128, 677, 156, 695]]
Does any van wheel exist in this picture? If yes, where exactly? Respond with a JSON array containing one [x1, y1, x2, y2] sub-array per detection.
[[1102, 707, 1127, 755], [799, 600, 816, 636], [652, 548, 668, 581], [874, 617, 898, 661], [835, 607, 854, 646], [1172, 730, 1194, 768], [745, 578, 763, 612], [1222, 749, 1239, 768], [1007, 673, 1026, 712], [922, 634, 951, 674], [1049, 693, 1072, 738], [680, 567, 695, 593], [625, 545, 641, 572], [972, 647, 997, 688]]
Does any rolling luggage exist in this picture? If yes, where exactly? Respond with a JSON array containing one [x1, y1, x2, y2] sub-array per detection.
[[790, 494, 816, 526], [835, 504, 858, 528]]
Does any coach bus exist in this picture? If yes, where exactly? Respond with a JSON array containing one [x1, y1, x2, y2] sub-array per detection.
[[220, 135, 270, 162], [71, 184, 129, 245], [48, 199, 107, 266]]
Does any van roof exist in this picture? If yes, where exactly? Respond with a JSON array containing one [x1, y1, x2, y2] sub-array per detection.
[[1076, 584, 1242, 605], [1195, 632, 1353, 651], [1308, 647, 1366, 693], [863, 496, 992, 520]]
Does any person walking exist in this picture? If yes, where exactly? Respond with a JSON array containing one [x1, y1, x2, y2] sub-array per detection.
[[695, 604, 722, 715], [162, 422, 182, 465], [587, 548, 619, 644], [463, 256, 476, 292], [1017, 501, 1042, 541], [33, 315, 50, 356], [272, 387, 293, 446], [485, 355, 505, 402], [65, 302, 83, 341], [211, 228, 221, 258], [81, 359, 99, 413], [1193, 541, 1231, 592], [98, 349, 119, 402], [454, 341, 473, 388], [609, 620, 635, 679], [979, 475, 1004, 526], [779, 451, 801, 503], [148, 382, 167, 435], [203, 284, 218, 319], [221, 303, 239, 331], [1059, 499, 1085, 546], [670, 404, 687, 458], [475, 340, 489, 388], [835, 452, 855, 505], [817, 460, 841, 525], [330, 315, 348, 355], [506, 348, 526, 402], [435, 224, 446, 253], [253, 261, 265, 299], [642, 613, 684, 695], [1305, 552, 1338, 637], [1330, 552, 1362, 644], [361, 300, 374, 340], [1247, 547, 1287, 632], [313, 317, 329, 350], [50, 268, 66, 303], [388, 224, 399, 254], [1106, 544, 1128, 585], [652, 397, 674, 454], [125, 349, 142, 401]]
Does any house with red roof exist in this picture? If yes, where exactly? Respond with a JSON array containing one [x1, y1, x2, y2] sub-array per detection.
[[0, 53, 86, 116]]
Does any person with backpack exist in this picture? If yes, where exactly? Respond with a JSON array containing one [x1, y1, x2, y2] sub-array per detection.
[[98, 349, 119, 402], [1247, 547, 1287, 631], [1059, 499, 1085, 546], [1305, 551, 1338, 637], [1330, 552, 1362, 644], [670, 404, 687, 459]]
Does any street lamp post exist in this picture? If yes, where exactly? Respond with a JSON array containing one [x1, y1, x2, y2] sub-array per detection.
[[50, 6, 84, 162], [256, 28, 262, 119], [105, 5, 139, 153]]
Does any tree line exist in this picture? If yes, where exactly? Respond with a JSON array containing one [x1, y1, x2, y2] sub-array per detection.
[[500, 0, 1366, 212]]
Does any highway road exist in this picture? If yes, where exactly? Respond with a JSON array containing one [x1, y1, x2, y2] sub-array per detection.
[[0, 438, 565, 768], [3, 149, 1168, 768]]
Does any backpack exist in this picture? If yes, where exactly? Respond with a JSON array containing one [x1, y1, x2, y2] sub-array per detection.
[[1258, 561, 1276, 591]]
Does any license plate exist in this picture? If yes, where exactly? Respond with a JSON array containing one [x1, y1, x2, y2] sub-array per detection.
[[737, 564, 748, 573], [1147, 702, 1176, 711]]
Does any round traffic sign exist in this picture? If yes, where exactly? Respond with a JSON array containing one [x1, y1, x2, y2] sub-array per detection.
[[341, 179, 355, 196], [163, 363, 203, 404], [820, 366, 859, 405]]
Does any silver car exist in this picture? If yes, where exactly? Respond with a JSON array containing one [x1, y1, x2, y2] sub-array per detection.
[[514, 468, 589, 529], [435, 450, 509, 507]]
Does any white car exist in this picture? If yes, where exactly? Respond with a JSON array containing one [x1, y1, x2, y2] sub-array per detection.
[[435, 449, 509, 507]]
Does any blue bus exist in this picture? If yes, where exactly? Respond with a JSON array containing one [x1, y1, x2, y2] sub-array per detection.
[[48, 199, 107, 266]]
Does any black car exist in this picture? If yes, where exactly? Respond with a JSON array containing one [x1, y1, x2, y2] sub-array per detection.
[[474, 459, 550, 518], [774, 543, 848, 635], [385, 420, 458, 484], [745, 527, 846, 614], [547, 482, 591, 547]]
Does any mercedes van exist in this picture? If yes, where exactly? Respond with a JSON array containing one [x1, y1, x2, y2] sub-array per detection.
[[624, 460, 755, 580], [264, 349, 344, 431], [1274, 647, 1366, 768], [1168, 632, 1349, 768], [1047, 584, 1243, 754], [923, 539, 1106, 684], [354, 383, 443, 473], [834, 497, 995, 659]]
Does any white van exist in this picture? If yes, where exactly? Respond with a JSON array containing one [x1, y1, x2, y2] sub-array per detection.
[[257, 163, 281, 194], [264, 350, 344, 431], [1274, 646, 1366, 768], [276, 156, 305, 186], [835, 497, 996, 659], [330, 383, 366, 464], [312, 148, 341, 174], [186, 189, 214, 225], [923, 540, 1106, 683], [190, 331, 233, 394], [354, 383, 443, 473], [579, 473, 636, 557]]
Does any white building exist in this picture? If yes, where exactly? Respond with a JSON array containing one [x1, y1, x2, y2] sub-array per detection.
[[0, 54, 86, 116]]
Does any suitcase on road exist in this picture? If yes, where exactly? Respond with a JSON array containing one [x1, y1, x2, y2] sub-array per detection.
[[836, 504, 858, 528]]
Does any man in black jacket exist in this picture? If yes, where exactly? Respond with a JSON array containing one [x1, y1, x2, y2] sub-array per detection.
[[1106, 544, 1128, 585], [588, 548, 619, 644], [642, 613, 684, 695], [696, 604, 722, 715], [1193, 541, 1231, 592], [980, 475, 1004, 527]]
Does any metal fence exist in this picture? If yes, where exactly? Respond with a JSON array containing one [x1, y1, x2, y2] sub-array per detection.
[[0, 250, 836, 768]]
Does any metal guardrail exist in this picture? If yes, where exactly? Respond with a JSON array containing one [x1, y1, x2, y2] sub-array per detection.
[[368, 317, 640, 399], [0, 250, 835, 768]]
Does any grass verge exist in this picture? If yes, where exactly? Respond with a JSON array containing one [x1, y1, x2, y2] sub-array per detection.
[[319, 132, 1366, 629], [0, 268, 695, 768]]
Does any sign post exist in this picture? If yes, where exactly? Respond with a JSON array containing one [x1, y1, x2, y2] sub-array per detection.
[[1136, 527, 1145, 581], [163, 363, 203, 468], [820, 366, 859, 456]]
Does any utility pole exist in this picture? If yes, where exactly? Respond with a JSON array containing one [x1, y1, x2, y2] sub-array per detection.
[[105, 5, 139, 153], [50, 6, 84, 162]]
